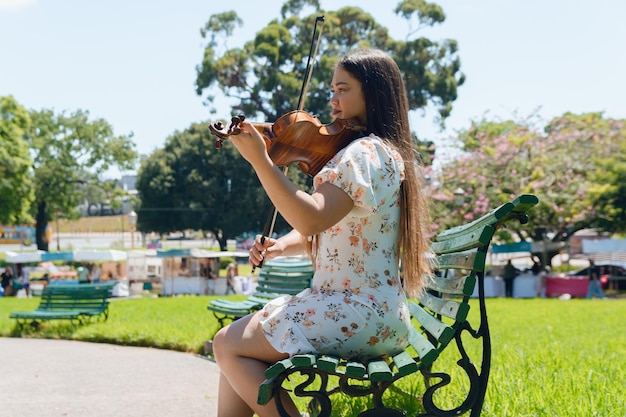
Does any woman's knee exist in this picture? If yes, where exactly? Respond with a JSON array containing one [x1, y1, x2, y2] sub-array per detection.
[[212, 325, 230, 362], [212, 314, 256, 362]]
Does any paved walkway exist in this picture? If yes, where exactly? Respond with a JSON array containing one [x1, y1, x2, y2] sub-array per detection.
[[0, 338, 220, 417]]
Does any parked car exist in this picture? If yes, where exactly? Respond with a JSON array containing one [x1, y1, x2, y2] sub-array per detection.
[[568, 262, 626, 290]]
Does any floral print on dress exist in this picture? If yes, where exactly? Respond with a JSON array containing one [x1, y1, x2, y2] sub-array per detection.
[[259, 135, 411, 360]]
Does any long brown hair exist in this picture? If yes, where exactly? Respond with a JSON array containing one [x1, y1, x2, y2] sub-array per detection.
[[336, 49, 432, 296]]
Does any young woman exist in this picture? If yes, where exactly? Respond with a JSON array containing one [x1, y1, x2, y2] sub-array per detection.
[[212, 48, 432, 417]]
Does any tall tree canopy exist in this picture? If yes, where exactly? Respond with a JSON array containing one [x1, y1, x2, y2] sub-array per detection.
[[195, 0, 464, 127], [25, 108, 137, 250], [429, 112, 626, 265], [0, 96, 33, 224], [136, 0, 462, 245], [136, 122, 309, 249]]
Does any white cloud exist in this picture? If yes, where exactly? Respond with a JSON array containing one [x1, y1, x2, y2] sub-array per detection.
[[0, 0, 36, 11]]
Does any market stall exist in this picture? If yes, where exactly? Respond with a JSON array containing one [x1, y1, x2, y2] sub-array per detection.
[[157, 248, 218, 296], [545, 275, 589, 298], [156, 249, 248, 296]]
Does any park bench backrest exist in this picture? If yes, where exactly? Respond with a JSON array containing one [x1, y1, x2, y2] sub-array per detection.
[[255, 258, 314, 295], [38, 284, 114, 312]]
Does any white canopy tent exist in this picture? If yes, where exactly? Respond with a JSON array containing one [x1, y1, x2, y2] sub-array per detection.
[[4, 249, 129, 263], [4, 250, 45, 263], [582, 238, 626, 262], [73, 250, 128, 262], [156, 248, 248, 259]]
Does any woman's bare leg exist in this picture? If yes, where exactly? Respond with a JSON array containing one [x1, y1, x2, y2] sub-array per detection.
[[217, 372, 254, 417], [213, 312, 300, 417]]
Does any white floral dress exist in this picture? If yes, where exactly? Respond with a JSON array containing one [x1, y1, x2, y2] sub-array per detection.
[[259, 135, 411, 360]]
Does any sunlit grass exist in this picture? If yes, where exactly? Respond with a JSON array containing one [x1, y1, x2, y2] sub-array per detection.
[[1, 296, 624, 416]]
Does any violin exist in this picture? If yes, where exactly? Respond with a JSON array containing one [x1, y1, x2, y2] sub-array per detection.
[[209, 110, 366, 176]]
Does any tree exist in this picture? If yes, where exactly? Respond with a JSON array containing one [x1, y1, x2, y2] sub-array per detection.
[[429, 112, 626, 266], [0, 96, 34, 225], [590, 136, 626, 233], [136, 122, 309, 250], [176, 0, 459, 244], [195, 0, 463, 127], [25, 108, 137, 251]]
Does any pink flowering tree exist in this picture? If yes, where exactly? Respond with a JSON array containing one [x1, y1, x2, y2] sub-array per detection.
[[427, 112, 626, 266]]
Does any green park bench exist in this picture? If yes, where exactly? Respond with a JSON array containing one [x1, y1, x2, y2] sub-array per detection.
[[10, 281, 116, 328], [207, 258, 314, 331], [257, 194, 539, 417]]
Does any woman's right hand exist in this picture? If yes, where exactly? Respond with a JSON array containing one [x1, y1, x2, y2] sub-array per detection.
[[249, 234, 281, 267]]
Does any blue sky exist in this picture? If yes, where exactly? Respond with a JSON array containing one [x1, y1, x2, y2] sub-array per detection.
[[2, 0, 625, 175]]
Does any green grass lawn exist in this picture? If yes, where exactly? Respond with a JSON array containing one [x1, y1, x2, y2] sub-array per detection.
[[1, 296, 624, 416]]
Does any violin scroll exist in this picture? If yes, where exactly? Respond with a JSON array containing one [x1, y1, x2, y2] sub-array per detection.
[[209, 115, 247, 148], [209, 115, 275, 149]]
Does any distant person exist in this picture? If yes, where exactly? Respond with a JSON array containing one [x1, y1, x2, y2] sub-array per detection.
[[206, 266, 217, 295], [1, 267, 14, 296], [90, 265, 101, 283], [531, 256, 542, 276], [179, 263, 191, 277], [530, 256, 546, 298], [225, 263, 237, 295], [22, 266, 30, 297], [502, 260, 519, 298], [586, 260, 604, 299], [78, 266, 89, 284]]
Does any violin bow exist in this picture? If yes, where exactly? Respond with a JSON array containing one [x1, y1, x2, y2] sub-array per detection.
[[255, 15, 325, 270]]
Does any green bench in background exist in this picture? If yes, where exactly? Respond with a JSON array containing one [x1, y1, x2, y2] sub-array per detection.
[[257, 194, 539, 417], [10, 282, 116, 328], [207, 258, 314, 331]]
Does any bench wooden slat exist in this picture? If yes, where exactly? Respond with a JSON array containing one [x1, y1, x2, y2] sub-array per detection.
[[346, 360, 366, 377], [260, 269, 314, 277], [437, 250, 486, 272], [417, 289, 471, 322], [431, 225, 494, 254], [258, 260, 314, 271], [435, 195, 538, 244], [367, 360, 393, 382], [292, 354, 316, 368], [425, 271, 477, 296], [254, 288, 308, 295], [391, 351, 418, 376], [209, 299, 263, 309], [257, 275, 311, 283], [258, 378, 276, 406], [408, 302, 456, 345], [317, 356, 339, 372], [265, 358, 295, 379], [255, 280, 310, 290], [246, 293, 284, 303], [407, 328, 438, 366]]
